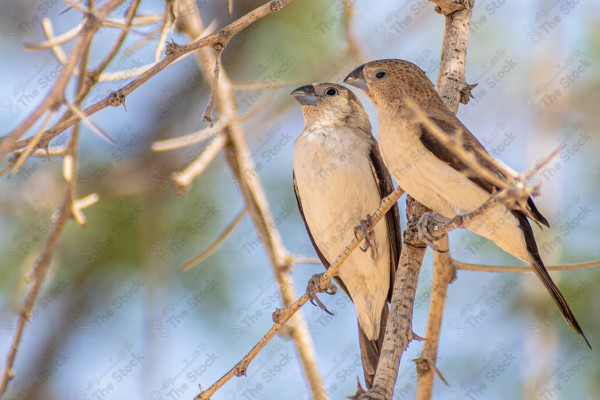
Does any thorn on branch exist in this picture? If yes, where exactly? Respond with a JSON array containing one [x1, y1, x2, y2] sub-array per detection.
[[459, 82, 478, 104], [234, 362, 248, 377], [347, 378, 366, 399], [272, 307, 285, 323], [108, 90, 126, 110], [165, 39, 180, 56], [414, 356, 449, 386], [269, 0, 285, 12], [430, 0, 473, 16]]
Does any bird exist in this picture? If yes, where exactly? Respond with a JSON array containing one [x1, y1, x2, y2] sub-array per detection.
[[291, 82, 403, 387], [344, 59, 590, 348]]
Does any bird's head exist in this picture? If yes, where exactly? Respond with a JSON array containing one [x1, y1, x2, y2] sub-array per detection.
[[344, 59, 438, 108], [291, 83, 370, 132]]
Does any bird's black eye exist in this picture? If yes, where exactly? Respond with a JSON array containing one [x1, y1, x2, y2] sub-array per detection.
[[375, 70, 387, 79], [325, 87, 338, 96]]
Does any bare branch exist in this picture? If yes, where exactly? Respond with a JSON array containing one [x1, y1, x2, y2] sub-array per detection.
[[72, 192, 99, 225], [0, 0, 124, 161], [454, 260, 600, 273], [231, 80, 291, 91], [342, 0, 363, 62], [154, 1, 174, 63], [5, 0, 295, 157], [172, 1, 327, 398], [417, 2, 473, 399], [292, 256, 322, 265], [202, 45, 223, 126], [195, 186, 405, 400], [93, 0, 142, 80], [181, 208, 248, 272], [0, 191, 72, 395], [66, 102, 115, 145], [11, 110, 55, 174], [171, 134, 226, 190], [357, 197, 428, 400], [24, 14, 163, 50], [152, 118, 229, 151]]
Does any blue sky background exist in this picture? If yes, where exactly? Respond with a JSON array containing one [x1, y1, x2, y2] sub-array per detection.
[[0, 1, 599, 399]]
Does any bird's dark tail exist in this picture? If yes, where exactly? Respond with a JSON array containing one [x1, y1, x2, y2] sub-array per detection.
[[514, 211, 591, 349], [358, 304, 389, 388]]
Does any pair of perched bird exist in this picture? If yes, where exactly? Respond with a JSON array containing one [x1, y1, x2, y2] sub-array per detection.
[[291, 59, 589, 388]]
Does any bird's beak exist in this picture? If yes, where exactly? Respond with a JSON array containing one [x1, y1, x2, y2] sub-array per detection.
[[344, 64, 368, 90], [291, 85, 318, 106]]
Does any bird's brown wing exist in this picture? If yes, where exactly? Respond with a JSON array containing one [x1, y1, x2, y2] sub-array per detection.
[[418, 116, 549, 227], [368, 142, 403, 302], [293, 172, 351, 297], [357, 141, 403, 388]]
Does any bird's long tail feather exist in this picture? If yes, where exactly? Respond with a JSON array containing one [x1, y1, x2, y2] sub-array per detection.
[[358, 304, 389, 388], [514, 211, 591, 349]]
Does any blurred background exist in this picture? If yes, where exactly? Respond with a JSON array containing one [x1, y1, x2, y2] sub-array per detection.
[[0, 0, 599, 399]]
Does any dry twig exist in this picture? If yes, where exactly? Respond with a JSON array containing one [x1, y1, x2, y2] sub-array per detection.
[[194, 187, 405, 399], [416, 2, 474, 399], [4, 0, 295, 158]]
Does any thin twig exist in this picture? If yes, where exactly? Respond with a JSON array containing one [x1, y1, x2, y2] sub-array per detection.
[[231, 80, 291, 91], [66, 102, 115, 145], [292, 256, 322, 265], [202, 45, 223, 127], [454, 260, 600, 273], [24, 14, 162, 50], [196, 187, 405, 400], [171, 134, 226, 189], [93, 0, 142, 81], [151, 88, 276, 152], [417, 2, 474, 400], [357, 197, 428, 400], [0, 0, 123, 161], [154, 1, 173, 63], [7, 0, 295, 156], [181, 208, 248, 272], [173, 1, 326, 398], [0, 2, 138, 392], [11, 110, 55, 174], [342, 0, 363, 62], [0, 192, 72, 395], [152, 118, 229, 151]]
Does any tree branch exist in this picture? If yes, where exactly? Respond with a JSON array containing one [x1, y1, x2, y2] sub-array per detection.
[[194, 187, 404, 399], [416, 2, 474, 399], [0, 191, 72, 395], [454, 260, 600, 273], [4, 0, 295, 158], [0, 0, 124, 161], [172, 1, 327, 398], [357, 197, 428, 400]]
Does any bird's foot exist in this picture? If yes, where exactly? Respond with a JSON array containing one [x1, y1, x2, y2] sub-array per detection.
[[353, 213, 379, 260], [306, 272, 337, 315], [417, 212, 451, 252]]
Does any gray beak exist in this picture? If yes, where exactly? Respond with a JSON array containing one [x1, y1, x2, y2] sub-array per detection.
[[291, 85, 318, 106], [344, 65, 368, 90]]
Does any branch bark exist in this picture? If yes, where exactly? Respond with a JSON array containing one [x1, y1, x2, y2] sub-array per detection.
[[173, 1, 326, 398], [357, 197, 428, 400], [194, 187, 404, 399], [4, 0, 295, 159], [416, 2, 474, 399], [0, 0, 124, 161]]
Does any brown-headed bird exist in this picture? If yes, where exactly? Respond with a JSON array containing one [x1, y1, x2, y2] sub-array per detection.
[[291, 83, 403, 386], [344, 59, 590, 348]]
